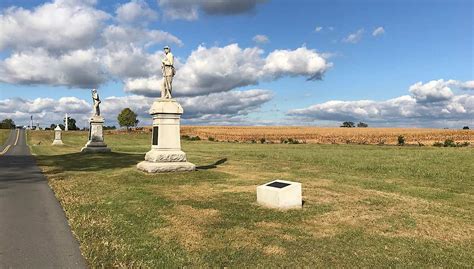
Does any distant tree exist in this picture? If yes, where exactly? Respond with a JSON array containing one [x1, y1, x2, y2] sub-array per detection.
[[58, 124, 65, 130], [103, 125, 117, 130], [63, 117, 79, 130], [463, 126, 470, 130], [341, 121, 355, 128], [357, 122, 368, 128], [118, 108, 139, 130], [50, 123, 57, 129], [397, 135, 405, 146], [0, 118, 16, 129]]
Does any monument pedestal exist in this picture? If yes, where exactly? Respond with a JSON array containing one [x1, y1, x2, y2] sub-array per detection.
[[81, 116, 111, 153], [137, 99, 195, 173], [52, 125, 64, 145]]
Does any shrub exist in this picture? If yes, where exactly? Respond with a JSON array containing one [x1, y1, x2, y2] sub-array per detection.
[[208, 136, 215, 142], [443, 139, 456, 147], [260, 138, 266, 144], [397, 135, 405, 146], [462, 126, 469, 130]]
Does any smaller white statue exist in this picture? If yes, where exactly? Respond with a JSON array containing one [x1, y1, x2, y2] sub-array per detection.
[[92, 89, 101, 116], [161, 46, 175, 99]]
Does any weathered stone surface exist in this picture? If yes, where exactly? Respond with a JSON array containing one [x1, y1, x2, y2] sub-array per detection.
[[81, 115, 111, 153], [257, 180, 302, 210], [52, 126, 64, 145], [138, 98, 195, 173], [80, 147, 111, 153], [137, 161, 195, 173], [145, 150, 187, 162]]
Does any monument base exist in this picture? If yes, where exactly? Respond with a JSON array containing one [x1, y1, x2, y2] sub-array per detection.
[[52, 140, 63, 145], [80, 116, 111, 153], [137, 161, 196, 173], [81, 146, 111, 153]]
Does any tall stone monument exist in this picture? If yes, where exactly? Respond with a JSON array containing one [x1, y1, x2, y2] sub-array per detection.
[[137, 46, 195, 173], [52, 125, 64, 145], [81, 89, 111, 153]]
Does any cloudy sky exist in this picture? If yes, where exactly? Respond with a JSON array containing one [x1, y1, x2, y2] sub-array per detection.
[[0, 0, 472, 128]]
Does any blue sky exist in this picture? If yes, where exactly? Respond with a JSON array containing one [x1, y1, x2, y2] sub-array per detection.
[[0, 0, 472, 128]]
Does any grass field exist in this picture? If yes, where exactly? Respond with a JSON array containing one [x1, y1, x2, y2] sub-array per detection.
[[28, 130, 473, 267], [179, 126, 474, 145], [0, 129, 11, 146]]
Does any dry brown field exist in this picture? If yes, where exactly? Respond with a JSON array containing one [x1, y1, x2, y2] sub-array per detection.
[[114, 126, 473, 145], [176, 126, 473, 145]]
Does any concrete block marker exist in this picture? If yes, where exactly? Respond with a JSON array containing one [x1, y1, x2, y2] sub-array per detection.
[[257, 180, 302, 209]]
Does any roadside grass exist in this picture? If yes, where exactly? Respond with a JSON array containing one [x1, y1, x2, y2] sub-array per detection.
[[0, 129, 11, 146], [29, 130, 474, 267]]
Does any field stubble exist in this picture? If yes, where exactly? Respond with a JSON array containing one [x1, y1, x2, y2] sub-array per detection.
[[178, 126, 473, 145]]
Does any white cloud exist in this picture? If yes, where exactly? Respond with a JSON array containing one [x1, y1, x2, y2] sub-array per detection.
[[157, 0, 267, 20], [409, 79, 454, 103], [372, 26, 385, 37], [287, 79, 474, 127], [263, 46, 332, 80], [314, 26, 323, 32], [455, 80, 474, 91], [0, 0, 109, 52], [0, 48, 107, 88], [0, 96, 90, 126], [342, 28, 364, 44], [253, 34, 269, 44], [124, 44, 332, 97], [0, 0, 182, 89], [116, 0, 157, 25]]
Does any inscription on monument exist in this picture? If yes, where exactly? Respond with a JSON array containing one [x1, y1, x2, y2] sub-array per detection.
[[152, 126, 159, 145]]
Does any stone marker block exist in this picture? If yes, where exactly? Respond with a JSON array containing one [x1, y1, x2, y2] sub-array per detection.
[[257, 180, 302, 209]]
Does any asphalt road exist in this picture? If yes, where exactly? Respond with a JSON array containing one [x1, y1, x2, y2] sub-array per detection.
[[0, 129, 87, 268]]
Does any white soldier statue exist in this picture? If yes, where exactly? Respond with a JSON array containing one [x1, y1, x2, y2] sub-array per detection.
[[161, 46, 175, 99], [92, 89, 101, 116]]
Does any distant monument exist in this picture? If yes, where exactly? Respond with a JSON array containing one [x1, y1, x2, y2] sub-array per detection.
[[81, 89, 111, 153], [52, 125, 64, 145], [137, 46, 195, 173], [65, 113, 69, 131]]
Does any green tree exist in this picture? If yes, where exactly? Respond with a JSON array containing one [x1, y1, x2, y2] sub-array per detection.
[[341, 121, 355, 128], [50, 123, 57, 129], [64, 116, 79, 130], [0, 118, 16, 129], [118, 108, 139, 130], [357, 122, 368, 128]]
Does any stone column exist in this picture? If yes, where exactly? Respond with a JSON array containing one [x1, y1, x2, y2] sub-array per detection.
[[81, 116, 111, 153], [52, 126, 64, 145], [137, 99, 195, 173]]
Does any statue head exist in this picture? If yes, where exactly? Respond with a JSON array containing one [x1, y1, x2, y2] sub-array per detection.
[[92, 89, 97, 93], [163, 46, 170, 54]]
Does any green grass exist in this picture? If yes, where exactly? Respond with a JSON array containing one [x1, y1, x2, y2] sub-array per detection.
[[28, 130, 474, 267], [0, 129, 11, 146]]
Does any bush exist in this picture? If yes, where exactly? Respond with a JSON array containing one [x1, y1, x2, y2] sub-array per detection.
[[208, 136, 215, 142], [397, 135, 405, 146], [443, 139, 456, 147], [181, 135, 201, 141], [462, 126, 469, 130], [260, 138, 266, 144]]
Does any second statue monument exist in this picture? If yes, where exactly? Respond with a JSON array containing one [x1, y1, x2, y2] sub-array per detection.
[[137, 46, 196, 173]]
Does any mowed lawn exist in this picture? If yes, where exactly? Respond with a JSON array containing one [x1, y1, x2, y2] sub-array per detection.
[[28, 130, 473, 267], [0, 129, 11, 146]]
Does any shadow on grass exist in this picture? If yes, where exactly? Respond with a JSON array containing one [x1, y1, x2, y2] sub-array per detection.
[[196, 158, 228, 170], [36, 152, 144, 174]]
